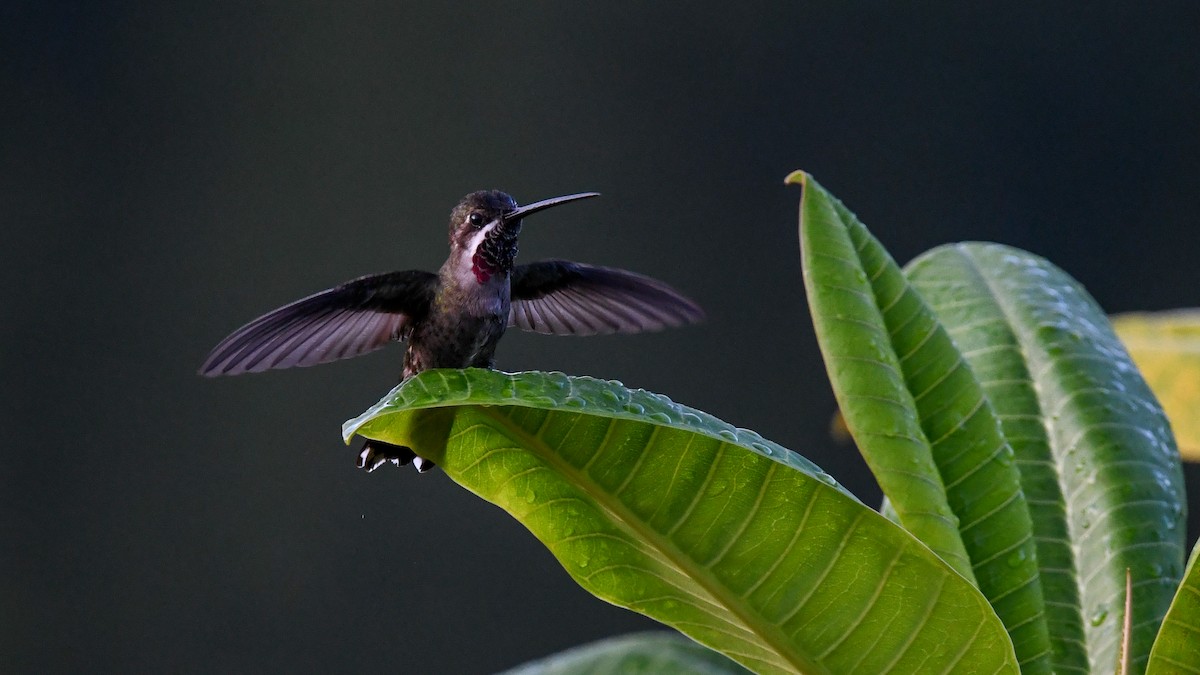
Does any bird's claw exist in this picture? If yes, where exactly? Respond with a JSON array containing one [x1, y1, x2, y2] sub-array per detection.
[[357, 440, 436, 473]]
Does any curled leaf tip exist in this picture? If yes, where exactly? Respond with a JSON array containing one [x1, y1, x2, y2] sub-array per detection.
[[784, 170, 809, 186]]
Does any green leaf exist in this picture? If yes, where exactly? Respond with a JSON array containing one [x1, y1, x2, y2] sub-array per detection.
[[497, 631, 752, 675], [905, 243, 1187, 673], [791, 172, 1049, 670], [345, 369, 1019, 674], [1112, 310, 1200, 461], [1147, 541, 1200, 673], [789, 171, 970, 578]]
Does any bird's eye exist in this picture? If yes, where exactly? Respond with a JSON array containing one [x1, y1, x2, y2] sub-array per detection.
[[469, 212, 484, 227]]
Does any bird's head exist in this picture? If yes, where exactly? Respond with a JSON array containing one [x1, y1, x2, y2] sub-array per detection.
[[448, 190, 599, 284]]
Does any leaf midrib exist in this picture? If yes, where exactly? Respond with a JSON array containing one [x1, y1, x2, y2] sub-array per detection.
[[946, 244, 1084, 668], [472, 403, 825, 675]]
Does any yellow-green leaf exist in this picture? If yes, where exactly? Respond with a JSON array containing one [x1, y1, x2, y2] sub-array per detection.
[[1112, 310, 1200, 461]]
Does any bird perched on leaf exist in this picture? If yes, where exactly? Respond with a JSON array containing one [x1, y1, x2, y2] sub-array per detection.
[[201, 191, 704, 472]]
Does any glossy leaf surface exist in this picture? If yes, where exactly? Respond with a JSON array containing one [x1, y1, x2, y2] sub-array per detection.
[[792, 171, 1049, 670], [345, 369, 1018, 674], [906, 243, 1187, 673]]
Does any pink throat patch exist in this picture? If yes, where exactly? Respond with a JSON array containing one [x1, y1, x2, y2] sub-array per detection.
[[471, 252, 496, 284]]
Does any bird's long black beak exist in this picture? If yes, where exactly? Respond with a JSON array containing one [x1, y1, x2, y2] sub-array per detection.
[[501, 192, 600, 224]]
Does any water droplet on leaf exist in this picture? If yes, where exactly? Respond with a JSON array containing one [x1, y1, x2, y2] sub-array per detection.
[[1006, 548, 1028, 567]]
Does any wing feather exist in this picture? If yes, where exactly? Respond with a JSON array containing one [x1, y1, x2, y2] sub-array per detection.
[[200, 270, 437, 376], [509, 260, 703, 336], [263, 308, 348, 370], [545, 291, 596, 333], [560, 286, 645, 329]]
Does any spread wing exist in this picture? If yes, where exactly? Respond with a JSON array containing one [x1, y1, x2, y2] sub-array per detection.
[[509, 260, 704, 336], [200, 270, 439, 376]]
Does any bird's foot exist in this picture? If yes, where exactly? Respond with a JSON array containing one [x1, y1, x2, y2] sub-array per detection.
[[357, 440, 437, 473]]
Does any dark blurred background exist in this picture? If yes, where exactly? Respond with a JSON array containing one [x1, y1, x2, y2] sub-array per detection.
[[4, 2, 1199, 672]]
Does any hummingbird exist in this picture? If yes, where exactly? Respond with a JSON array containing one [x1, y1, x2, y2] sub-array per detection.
[[200, 190, 704, 472]]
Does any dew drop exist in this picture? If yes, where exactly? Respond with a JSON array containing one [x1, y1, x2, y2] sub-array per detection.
[[1089, 605, 1108, 626], [648, 412, 672, 424], [717, 429, 738, 442], [1006, 548, 1028, 568], [564, 396, 586, 408], [625, 403, 645, 415]]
